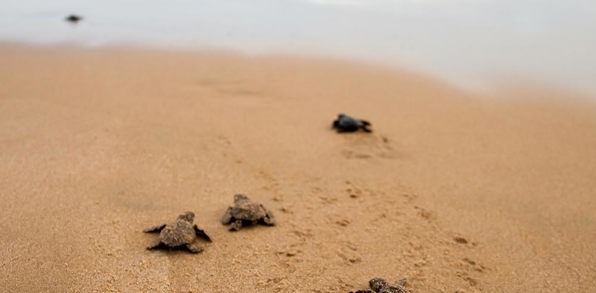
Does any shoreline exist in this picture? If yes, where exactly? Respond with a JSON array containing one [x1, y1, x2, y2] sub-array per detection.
[[5, 40, 596, 99], [1, 43, 595, 292]]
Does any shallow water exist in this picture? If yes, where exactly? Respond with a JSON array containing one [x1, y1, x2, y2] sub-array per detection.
[[1, 0, 595, 94]]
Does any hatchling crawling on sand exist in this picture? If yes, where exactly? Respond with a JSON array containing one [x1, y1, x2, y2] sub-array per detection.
[[221, 194, 275, 231], [65, 14, 82, 23], [349, 277, 409, 293], [332, 113, 372, 133], [143, 211, 212, 253]]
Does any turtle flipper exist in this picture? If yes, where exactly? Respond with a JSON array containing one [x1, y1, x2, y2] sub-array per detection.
[[394, 278, 409, 293], [146, 239, 164, 250], [396, 278, 407, 287], [229, 219, 243, 231], [185, 243, 204, 254], [194, 224, 212, 242], [360, 120, 372, 132], [143, 224, 166, 233], [262, 206, 275, 226], [221, 207, 233, 224]]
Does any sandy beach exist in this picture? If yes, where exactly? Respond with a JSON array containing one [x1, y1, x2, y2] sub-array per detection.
[[0, 43, 595, 292]]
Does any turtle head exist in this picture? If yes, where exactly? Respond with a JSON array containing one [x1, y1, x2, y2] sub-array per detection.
[[233, 194, 249, 203], [369, 278, 389, 291], [178, 211, 195, 222]]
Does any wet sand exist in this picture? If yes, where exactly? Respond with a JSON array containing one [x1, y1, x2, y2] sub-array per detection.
[[0, 43, 595, 292]]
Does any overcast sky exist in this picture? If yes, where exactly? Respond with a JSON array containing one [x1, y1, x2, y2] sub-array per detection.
[[1, 0, 594, 94]]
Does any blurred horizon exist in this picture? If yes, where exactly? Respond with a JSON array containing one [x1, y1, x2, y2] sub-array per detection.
[[1, 0, 595, 95]]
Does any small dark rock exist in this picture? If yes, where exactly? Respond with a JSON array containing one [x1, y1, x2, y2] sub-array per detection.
[[454, 236, 468, 244]]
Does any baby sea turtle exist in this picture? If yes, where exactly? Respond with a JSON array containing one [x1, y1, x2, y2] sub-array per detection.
[[143, 211, 212, 253], [221, 194, 275, 231], [65, 14, 82, 23], [349, 277, 409, 293], [332, 113, 372, 133]]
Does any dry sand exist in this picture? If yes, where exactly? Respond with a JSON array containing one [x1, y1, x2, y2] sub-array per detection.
[[0, 43, 595, 292]]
